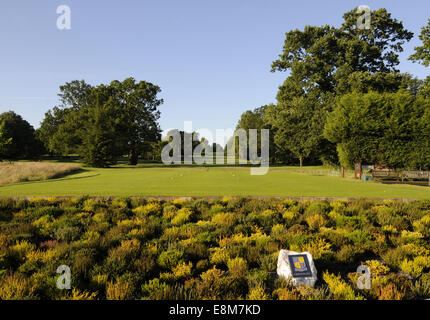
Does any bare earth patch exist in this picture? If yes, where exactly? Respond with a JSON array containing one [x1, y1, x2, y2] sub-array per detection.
[[0, 162, 82, 185]]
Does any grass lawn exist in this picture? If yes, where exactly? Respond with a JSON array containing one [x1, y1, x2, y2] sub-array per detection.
[[0, 164, 429, 199]]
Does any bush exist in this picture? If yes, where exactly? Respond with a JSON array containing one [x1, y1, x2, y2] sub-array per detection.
[[323, 272, 364, 300], [133, 203, 162, 217], [306, 214, 327, 231], [0, 273, 36, 300], [171, 208, 193, 226], [157, 248, 184, 270], [106, 280, 134, 300], [227, 257, 248, 277]]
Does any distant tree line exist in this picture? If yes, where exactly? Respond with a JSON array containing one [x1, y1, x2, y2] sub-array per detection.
[[235, 8, 430, 170]]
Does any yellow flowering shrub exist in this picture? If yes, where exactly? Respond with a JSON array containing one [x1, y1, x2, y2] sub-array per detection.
[[247, 286, 269, 300], [211, 212, 236, 228], [323, 272, 364, 300], [306, 214, 327, 231], [209, 247, 230, 265], [365, 260, 390, 276], [171, 208, 193, 225], [172, 261, 193, 279], [227, 257, 248, 277], [133, 203, 162, 216]]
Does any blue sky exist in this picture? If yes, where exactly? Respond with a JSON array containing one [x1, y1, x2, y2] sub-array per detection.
[[0, 0, 429, 143]]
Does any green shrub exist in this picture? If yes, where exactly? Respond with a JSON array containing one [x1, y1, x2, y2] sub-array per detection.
[[157, 248, 184, 270], [171, 208, 193, 226]]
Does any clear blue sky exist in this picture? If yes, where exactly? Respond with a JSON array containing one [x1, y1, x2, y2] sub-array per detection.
[[0, 0, 429, 143]]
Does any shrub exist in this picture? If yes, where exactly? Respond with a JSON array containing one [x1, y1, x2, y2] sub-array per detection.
[[209, 247, 230, 266], [171, 208, 193, 226], [210, 204, 225, 215], [227, 257, 248, 277], [271, 224, 288, 244], [172, 262, 193, 279], [273, 287, 301, 300], [211, 212, 236, 228], [247, 286, 269, 300], [400, 256, 430, 278], [323, 272, 364, 300], [302, 238, 332, 260], [336, 245, 364, 263], [162, 205, 178, 219], [365, 260, 390, 276], [375, 206, 408, 230], [376, 283, 406, 300], [0, 273, 36, 300], [411, 273, 430, 298], [60, 288, 98, 300], [157, 248, 184, 270], [54, 226, 81, 242], [306, 214, 327, 231], [197, 267, 228, 299], [282, 210, 297, 226], [141, 278, 173, 299], [133, 203, 162, 217], [106, 280, 134, 300]]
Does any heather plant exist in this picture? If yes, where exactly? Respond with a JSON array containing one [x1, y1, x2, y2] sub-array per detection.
[[0, 197, 428, 300], [171, 208, 193, 226]]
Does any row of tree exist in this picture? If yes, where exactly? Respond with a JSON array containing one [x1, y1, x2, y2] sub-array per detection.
[[235, 8, 430, 169]]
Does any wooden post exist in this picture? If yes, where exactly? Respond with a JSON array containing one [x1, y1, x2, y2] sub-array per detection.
[[359, 162, 362, 181]]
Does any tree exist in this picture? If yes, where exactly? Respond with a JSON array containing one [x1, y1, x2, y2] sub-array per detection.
[[324, 90, 429, 169], [269, 8, 413, 165], [409, 19, 430, 99], [77, 102, 121, 167], [409, 19, 430, 67], [39, 78, 163, 167], [0, 120, 12, 161], [37, 106, 76, 155], [265, 96, 324, 167], [0, 111, 43, 160], [235, 106, 265, 161]]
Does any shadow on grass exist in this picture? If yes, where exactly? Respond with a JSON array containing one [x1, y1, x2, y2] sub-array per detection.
[[0, 168, 100, 187]]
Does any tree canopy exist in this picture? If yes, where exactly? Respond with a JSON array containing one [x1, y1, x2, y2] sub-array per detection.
[[39, 78, 163, 167], [0, 111, 43, 160]]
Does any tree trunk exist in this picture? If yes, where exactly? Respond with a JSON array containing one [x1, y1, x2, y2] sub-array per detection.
[[128, 147, 138, 165], [299, 156, 303, 168]]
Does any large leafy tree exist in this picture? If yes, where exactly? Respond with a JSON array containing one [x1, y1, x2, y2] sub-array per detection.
[[268, 8, 413, 165], [0, 120, 12, 160], [409, 19, 430, 99], [409, 19, 430, 67], [0, 111, 43, 160], [265, 96, 325, 167], [234, 106, 266, 161], [324, 90, 430, 169], [39, 78, 163, 167]]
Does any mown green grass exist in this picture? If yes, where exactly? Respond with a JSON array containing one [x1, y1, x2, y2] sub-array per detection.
[[0, 164, 429, 199]]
